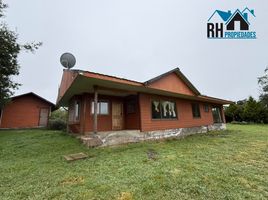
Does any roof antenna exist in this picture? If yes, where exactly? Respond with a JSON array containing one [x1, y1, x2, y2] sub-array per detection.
[[60, 52, 76, 70]]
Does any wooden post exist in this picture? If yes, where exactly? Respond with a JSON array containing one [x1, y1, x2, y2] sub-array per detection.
[[83, 95, 87, 134], [66, 107, 70, 133], [93, 86, 98, 134]]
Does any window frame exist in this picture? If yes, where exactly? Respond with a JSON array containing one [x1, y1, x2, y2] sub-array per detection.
[[91, 100, 109, 115], [126, 100, 136, 114], [204, 104, 209, 112], [74, 100, 80, 122], [212, 107, 223, 123], [192, 103, 201, 118], [151, 99, 178, 120]]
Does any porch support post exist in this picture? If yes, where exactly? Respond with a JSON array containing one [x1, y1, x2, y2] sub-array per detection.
[[93, 86, 98, 134]]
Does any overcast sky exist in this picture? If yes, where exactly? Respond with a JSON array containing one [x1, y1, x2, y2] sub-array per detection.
[[3, 0, 268, 103]]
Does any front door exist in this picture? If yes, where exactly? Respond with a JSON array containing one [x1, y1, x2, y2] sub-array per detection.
[[39, 108, 49, 127], [112, 102, 123, 130]]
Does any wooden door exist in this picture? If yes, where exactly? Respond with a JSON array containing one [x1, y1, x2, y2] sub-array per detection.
[[39, 108, 49, 127], [112, 102, 123, 130]]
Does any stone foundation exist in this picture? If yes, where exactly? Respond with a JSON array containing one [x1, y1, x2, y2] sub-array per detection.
[[81, 123, 226, 147]]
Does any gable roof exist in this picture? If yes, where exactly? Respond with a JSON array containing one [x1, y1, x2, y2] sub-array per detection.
[[242, 7, 255, 17], [225, 9, 250, 25], [208, 10, 232, 22], [12, 92, 56, 110], [57, 68, 233, 106], [144, 68, 200, 95]]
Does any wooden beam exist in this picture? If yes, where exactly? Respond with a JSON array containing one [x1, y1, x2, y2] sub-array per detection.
[[97, 86, 137, 96], [93, 86, 98, 134]]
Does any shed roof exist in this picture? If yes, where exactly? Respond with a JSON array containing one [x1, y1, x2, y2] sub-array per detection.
[[12, 92, 56, 111]]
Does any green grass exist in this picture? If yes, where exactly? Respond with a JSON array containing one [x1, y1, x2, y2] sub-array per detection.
[[0, 124, 267, 200]]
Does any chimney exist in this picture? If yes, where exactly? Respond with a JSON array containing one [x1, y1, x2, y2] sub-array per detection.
[[243, 13, 248, 21], [251, 9, 254, 16], [228, 10, 231, 15]]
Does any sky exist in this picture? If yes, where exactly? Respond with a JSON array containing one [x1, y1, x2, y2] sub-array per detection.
[[3, 0, 268, 103]]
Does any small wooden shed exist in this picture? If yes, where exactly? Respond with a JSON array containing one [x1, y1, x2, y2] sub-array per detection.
[[0, 92, 55, 129]]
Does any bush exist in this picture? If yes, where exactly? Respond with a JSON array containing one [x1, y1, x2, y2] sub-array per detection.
[[48, 119, 66, 131], [50, 109, 67, 121], [230, 121, 249, 125]]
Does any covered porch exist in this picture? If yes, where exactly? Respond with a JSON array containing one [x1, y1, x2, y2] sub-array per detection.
[[67, 86, 141, 134]]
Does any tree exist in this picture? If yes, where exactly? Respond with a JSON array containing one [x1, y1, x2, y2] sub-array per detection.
[[224, 97, 268, 123], [258, 67, 268, 107], [0, 0, 42, 109], [225, 99, 246, 122], [50, 108, 68, 122], [224, 102, 244, 122], [242, 96, 259, 122]]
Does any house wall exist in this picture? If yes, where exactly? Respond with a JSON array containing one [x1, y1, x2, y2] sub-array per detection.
[[57, 69, 78, 103], [68, 93, 225, 134], [147, 72, 196, 96], [0, 95, 51, 128], [68, 94, 140, 133], [139, 93, 223, 132]]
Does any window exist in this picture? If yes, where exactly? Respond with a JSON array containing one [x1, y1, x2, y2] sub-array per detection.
[[204, 104, 209, 112], [74, 101, 80, 121], [192, 103, 201, 118], [126, 101, 135, 114], [152, 100, 177, 119], [91, 101, 109, 115], [212, 107, 222, 123], [69, 100, 80, 122]]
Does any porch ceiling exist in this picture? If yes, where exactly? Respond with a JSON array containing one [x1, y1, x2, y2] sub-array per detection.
[[57, 74, 233, 107]]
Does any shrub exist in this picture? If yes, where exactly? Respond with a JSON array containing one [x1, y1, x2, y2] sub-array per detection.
[[230, 121, 249, 125], [48, 119, 66, 131]]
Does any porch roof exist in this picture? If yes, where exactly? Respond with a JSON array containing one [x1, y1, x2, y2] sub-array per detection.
[[57, 71, 233, 107]]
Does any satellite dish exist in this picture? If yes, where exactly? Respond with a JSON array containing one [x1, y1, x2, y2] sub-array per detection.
[[60, 52, 76, 69]]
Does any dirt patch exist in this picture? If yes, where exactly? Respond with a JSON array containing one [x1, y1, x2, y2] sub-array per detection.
[[147, 149, 158, 160]]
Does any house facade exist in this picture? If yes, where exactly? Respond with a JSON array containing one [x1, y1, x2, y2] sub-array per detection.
[[57, 68, 232, 146], [0, 92, 55, 129]]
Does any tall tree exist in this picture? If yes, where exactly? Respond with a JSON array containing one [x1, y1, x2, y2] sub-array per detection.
[[242, 96, 259, 123], [258, 67, 268, 107], [0, 0, 41, 109]]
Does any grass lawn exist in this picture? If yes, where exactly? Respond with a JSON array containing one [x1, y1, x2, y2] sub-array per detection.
[[0, 124, 267, 200]]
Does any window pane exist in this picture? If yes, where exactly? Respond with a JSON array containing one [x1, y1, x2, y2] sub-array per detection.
[[212, 107, 222, 123], [100, 102, 108, 114], [192, 103, 200, 118], [75, 101, 80, 120], [152, 100, 177, 119], [152, 100, 161, 119], [91, 102, 99, 114], [126, 101, 135, 114], [204, 104, 209, 112], [161, 101, 177, 119], [169, 102, 177, 118], [69, 105, 74, 122]]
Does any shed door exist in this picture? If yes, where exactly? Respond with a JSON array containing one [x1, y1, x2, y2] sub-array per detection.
[[112, 102, 123, 130], [39, 108, 49, 127]]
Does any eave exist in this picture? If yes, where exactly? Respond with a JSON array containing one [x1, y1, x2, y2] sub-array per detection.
[[57, 74, 233, 107]]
